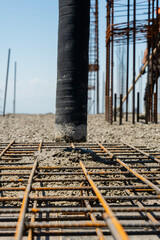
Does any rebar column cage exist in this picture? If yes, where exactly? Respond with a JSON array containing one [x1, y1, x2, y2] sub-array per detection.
[[105, 0, 159, 124], [88, 0, 99, 114]]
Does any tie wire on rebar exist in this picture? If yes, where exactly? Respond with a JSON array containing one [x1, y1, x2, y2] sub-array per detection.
[[0, 141, 160, 239]]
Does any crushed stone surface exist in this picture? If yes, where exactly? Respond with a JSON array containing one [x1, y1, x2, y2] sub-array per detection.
[[0, 113, 160, 151]]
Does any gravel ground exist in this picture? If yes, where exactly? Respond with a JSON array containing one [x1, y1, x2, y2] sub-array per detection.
[[0, 113, 160, 239], [0, 113, 160, 150]]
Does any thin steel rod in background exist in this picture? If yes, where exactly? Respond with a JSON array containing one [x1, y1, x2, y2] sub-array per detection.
[[102, 72, 105, 113], [137, 92, 139, 122], [132, 0, 136, 124], [119, 94, 122, 125], [114, 93, 117, 122], [110, 0, 114, 124], [155, 0, 159, 123], [105, 1, 111, 121], [3, 49, 11, 116], [13, 62, 17, 114], [151, 0, 154, 122], [95, 0, 99, 114], [146, 0, 151, 124], [126, 0, 130, 121]]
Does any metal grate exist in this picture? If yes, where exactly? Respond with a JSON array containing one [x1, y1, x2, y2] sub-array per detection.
[[0, 141, 160, 239]]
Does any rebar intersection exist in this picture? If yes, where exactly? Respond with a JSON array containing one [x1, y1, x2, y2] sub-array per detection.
[[0, 141, 160, 239]]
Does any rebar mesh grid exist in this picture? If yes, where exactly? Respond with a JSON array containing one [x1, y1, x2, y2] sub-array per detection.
[[0, 141, 160, 239]]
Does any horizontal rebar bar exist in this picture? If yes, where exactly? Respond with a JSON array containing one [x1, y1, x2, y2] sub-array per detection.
[[0, 140, 160, 239]]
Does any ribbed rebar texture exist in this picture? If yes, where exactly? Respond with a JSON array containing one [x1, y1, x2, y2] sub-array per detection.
[[55, 0, 90, 142], [1, 141, 160, 239]]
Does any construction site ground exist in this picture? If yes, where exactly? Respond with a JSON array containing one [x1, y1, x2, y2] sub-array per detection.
[[0, 113, 160, 239], [0, 113, 160, 149]]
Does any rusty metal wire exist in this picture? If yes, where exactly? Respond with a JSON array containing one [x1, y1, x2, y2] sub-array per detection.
[[105, 0, 159, 124], [0, 141, 160, 239], [107, 0, 154, 45]]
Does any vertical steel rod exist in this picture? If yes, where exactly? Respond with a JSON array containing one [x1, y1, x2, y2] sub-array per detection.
[[95, 0, 99, 114], [126, 0, 130, 121], [151, 0, 154, 122], [102, 72, 105, 113], [146, 0, 150, 124], [105, 1, 111, 121], [154, 92, 157, 122], [3, 49, 11, 116], [110, 0, 114, 124], [137, 92, 139, 122], [119, 94, 122, 125], [155, 0, 159, 123], [132, 0, 136, 124], [114, 93, 117, 122], [13, 62, 17, 115]]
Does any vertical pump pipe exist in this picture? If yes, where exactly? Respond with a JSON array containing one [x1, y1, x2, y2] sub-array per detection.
[[55, 0, 90, 142]]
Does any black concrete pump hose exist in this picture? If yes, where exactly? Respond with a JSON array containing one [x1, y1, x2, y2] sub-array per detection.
[[55, 0, 90, 142]]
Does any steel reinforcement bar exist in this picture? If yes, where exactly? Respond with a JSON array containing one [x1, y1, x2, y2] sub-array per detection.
[[0, 141, 160, 239]]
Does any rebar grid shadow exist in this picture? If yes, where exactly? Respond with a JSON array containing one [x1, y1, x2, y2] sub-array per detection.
[[0, 142, 160, 239]]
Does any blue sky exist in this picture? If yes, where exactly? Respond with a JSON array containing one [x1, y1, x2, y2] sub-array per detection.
[[0, 0, 148, 114], [0, 0, 58, 114], [0, 0, 106, 114]]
